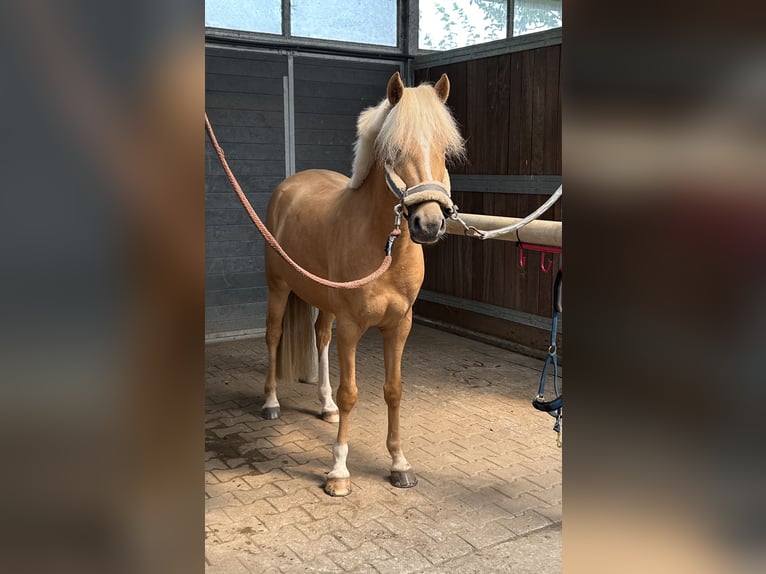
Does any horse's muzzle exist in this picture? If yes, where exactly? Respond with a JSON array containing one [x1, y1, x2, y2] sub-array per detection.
[[408, 202, 447, 244]]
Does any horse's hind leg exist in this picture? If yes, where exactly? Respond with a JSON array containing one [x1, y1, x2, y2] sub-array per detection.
[[262, 282, 290, 420], [382, 309, 417, 488], [315, 310, 339, 423]]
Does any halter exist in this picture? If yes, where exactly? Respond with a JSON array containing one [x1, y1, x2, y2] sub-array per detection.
[[532, 268, 563, 447], [383, 162, 454, 212]]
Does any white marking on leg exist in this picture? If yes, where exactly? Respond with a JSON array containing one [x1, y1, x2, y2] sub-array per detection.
[[263, 391, 279, 409], [317, 344, 338, 414], [327, 442, 349, 479], [390, 452, 411, 473]]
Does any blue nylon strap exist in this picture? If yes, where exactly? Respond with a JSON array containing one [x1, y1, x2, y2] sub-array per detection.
[[534, 269, 562, 421]]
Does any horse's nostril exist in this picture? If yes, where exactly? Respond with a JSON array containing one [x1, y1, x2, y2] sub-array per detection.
[[412, 215, 422, 232]]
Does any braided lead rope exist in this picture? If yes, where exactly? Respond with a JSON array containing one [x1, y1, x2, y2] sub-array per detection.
[[205, 113, 401, 289]]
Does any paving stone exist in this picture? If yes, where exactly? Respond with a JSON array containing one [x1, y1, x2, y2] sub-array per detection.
[[287, 532, 347, 562], [206, 492, 242, 512], [334, 520, 394, 550], [204, 556, 251, 574], [266, 487, 322, 513], [371, 547, 433, 574], [237, 544, 301, 573], [295, 512, 353, 541], [224, 499, 276, 525], [497, 509, 554, 537], [327, 540, 392, 572], [458, 518, 516, 549], [205, 325, 562, 574], [417, 533, 474, 565]]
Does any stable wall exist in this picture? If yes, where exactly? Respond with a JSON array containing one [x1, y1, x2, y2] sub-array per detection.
[[205, 46, 400, 338], [413, 31, 563, 355], [205, 30, 562, 355]]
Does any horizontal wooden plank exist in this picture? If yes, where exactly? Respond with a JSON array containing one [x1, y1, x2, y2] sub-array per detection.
[[293, 63, 399, 86], [202, 125, 284, 145], [205, 208, 266, 226], [294, 160, 351, 174], [205, 301, 268, 333], [294, 144, 354, 162], [205, 91, 284, 112], [294, 113, 357, 131], [206, 271, 265, 291], [205, 327, 266, 342], [206, 224, 264, 242], [417, 290, 562, 332], [206, 46, 286, 64], [205, 175, 282, 196], [450, 175, 562, 195], [205, 55, 286, 78], [205, 240, 265, 259], [205, 255, 265, 275], [205, 73, 285, 95], [204, 109, 284, 129], [204, 142, 285, 162], [294, 95, 379, 116], [295, 129, 358, 146], [293, 80, 386, 101], [206, 158, 285, 177], [206, 286, 269, 307]]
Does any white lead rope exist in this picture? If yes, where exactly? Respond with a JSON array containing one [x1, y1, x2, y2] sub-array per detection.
[[451, 185, 562, 240]]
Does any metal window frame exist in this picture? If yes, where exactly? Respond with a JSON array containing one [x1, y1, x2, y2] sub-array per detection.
[[205, 2, 562, 62]]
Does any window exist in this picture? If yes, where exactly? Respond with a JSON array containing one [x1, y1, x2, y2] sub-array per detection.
[[419, 0, 562, 51], [205, 0, 398, 47], [514, 0, 562, 37], [205, 0, 282, 35], [291, 0, 398, 46], [420, 0, 507, 51]]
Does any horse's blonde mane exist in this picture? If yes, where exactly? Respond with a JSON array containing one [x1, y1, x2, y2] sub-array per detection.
[[348, 83, 465, 189]]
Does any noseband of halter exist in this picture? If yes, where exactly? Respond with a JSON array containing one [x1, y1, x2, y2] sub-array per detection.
[[384, 162, 454, 212]]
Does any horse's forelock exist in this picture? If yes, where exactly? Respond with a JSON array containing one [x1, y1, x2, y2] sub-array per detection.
[[348, 83, 464, 188]]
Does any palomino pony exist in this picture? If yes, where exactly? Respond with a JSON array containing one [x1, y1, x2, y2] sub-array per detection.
[[262, 71, 464, 496]]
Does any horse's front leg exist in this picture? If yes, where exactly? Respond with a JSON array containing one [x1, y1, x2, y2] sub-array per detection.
[[324, 319, 362, 497], [382, 309, 417, 488]]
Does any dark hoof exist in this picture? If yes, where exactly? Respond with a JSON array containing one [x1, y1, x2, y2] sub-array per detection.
[[261, 406, 281, 420], [324, 477, 352, 497], [390, 469, 418, 489]]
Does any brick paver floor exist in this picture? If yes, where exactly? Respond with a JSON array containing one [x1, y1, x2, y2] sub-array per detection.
[[206, 323, 562, 573]]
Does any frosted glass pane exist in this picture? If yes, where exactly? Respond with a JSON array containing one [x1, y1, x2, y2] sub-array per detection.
[[205, 0, 282, 35], [291, 0, 397, 46], [514, 0, 562, 37], [420, 0, 507, 51]]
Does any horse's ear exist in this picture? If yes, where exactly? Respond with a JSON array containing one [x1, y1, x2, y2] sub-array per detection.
[[387, 72, 404, 106], [434, 73, 450, 103]]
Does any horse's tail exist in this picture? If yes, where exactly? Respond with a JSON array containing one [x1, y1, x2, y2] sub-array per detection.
[[277, 293, 317, 383]]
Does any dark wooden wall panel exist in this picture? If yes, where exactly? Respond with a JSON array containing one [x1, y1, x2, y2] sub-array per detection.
[[206, 49, 287, 335], [415, 43, 562, 352], [294, 58, 399, 176], [206, 48, 399, 336]]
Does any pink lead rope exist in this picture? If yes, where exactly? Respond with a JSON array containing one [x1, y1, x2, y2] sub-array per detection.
[[205, 113, 401, 290]]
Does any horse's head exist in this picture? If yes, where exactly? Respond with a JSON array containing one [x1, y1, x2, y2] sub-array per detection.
[[378, 72, 465, 245]]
